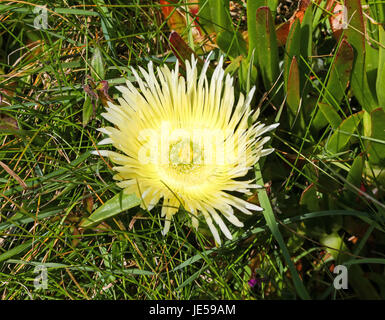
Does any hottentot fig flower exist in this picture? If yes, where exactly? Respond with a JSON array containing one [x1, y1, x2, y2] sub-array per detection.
[[93, 55, 279, 245]]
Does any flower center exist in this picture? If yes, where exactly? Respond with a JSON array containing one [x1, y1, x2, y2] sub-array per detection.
[[169, 139, 203, 174]]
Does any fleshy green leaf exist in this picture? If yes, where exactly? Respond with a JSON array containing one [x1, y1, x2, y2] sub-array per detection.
[[91, 47, 105, 81], [210, 0, 232, 34], [326, 111, 364, 154], [323, 39, 354, 110], [367, 108, 385, 165], [82, 95, 94, 127], [286, 56, 304, 130], [376, 26, 385, 108], [216, 31, 247, 58], [300, 1, 313, 61], [197, 0, 216, 34], [343, 154, 364, 202], [247, 0, 265, 62], [300, 184, 320, 212], [284, 18, 301, 93], [255, 6, 279, 91], [318, 102, 342, 130], [80, 191, 141, 228], [345, 0, 377, 111]]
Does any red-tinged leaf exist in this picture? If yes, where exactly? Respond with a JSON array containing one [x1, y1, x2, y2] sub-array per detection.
[[298, 0, 311, 13], [286, 56, 306, 133], [160, 0, 201, 35], [295, 0, 311, 23], [169, 31, 199, 66], [275, 0, 311, 46], [284, 19, 301, 93], [276, 21, 291, 47], [159, 0, 174, 18], [169, 32, 214, 78], [286, 56, 301, 120], [189, 3, 199, 16], [160, 0, 187, 35]]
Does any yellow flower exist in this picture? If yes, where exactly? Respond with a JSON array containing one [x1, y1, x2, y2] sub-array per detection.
[[93, 55, 278, 245]]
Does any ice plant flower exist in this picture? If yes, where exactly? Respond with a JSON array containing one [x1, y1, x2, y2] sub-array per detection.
[[93, 55, 279, 245]]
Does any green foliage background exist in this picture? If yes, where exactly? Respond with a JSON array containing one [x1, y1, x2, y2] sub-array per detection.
[[0, 0, 384, 299]]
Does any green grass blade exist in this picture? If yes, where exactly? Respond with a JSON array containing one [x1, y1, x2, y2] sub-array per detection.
[[0, 240, 33, 263], [254, 163, 310, 300]]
